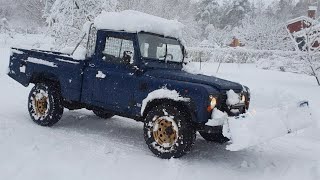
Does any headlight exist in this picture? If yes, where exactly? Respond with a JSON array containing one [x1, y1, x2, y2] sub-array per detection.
[[208, 95, 217, 112], [240, 94, 246, 103]]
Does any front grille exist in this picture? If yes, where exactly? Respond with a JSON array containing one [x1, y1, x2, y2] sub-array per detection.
[[217, 91, 245, 116]]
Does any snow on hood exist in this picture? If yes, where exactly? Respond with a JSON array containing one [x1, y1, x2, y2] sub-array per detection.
[[94, 10, 184, 39], [145, 69, 243, 91]]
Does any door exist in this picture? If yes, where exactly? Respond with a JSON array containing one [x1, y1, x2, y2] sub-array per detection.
[[87, 33, 139, 114]]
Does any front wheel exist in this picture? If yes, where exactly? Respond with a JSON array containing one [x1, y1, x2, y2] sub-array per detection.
[[144, 103, 196, 159], [28, 83, 64, 127]]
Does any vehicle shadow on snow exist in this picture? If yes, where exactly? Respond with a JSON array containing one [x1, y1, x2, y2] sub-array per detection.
[[53, 109, 267, 165]]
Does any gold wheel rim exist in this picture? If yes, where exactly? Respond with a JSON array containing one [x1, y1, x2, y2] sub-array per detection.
[[153, 117, 178, 147], [34, 96, 48, 116]]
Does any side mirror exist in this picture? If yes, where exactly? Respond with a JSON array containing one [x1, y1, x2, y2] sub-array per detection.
[[122, 51, 133, 64]]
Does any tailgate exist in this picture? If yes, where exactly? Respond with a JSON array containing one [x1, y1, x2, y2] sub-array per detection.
[[8, 48, 31, 86]]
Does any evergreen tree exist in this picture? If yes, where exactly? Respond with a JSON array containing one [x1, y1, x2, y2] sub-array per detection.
[[220, 0, 252, 28], [292, 0, 309, 17], [275, 0, 295, 20], [195, 0, 220, 27]]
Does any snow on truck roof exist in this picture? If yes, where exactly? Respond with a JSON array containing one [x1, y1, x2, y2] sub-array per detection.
[[94, 10, 184, 39]]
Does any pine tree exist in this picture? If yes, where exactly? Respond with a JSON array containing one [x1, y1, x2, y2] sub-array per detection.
[[275, 0, 295, 20], [195, 0, 220, 27], [220, 0, 252, 28], [292, 0, 308, 17]]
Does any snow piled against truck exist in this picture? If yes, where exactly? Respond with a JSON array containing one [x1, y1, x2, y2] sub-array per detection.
[[184, 62, 318, 151]]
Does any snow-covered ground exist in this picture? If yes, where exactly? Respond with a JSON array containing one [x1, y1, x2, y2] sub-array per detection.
[[1, 47, 320, 179]]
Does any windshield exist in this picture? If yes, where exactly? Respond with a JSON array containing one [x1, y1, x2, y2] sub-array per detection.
[[138, 33, 183, 63]]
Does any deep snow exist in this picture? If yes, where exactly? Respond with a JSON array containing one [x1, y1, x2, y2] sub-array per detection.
[[1, 47, 320, 179]]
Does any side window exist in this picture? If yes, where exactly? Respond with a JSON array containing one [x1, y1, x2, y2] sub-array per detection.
[[103, 37, 134, 64]]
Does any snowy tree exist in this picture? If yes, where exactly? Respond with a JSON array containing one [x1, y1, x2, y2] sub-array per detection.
[[46, 0, 118, 48], [288, 19, 320, 85], [14, 0, 48, 26], [275, 0, 295, 20], [234, 15, 294, 51], [292, 0, 309, 17], [220, 0, 252, 28], [205, 24, 233, 47], [195, 0, 220, 27]]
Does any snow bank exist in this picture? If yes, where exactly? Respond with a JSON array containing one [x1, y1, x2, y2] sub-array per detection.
[[224, 102, 313, 151], [94, 10, 184, 39], [141, 88, 190, 115]]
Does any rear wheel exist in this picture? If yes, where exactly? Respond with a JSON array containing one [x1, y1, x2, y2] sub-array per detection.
[[28, 83, 63, 127], [93, 110, 114, 119], [144, 103, 196, 159]]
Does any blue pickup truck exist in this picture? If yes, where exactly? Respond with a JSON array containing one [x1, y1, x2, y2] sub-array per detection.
[[8, 19, 250, 158]]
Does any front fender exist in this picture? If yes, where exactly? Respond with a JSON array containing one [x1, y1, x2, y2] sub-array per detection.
[[138, 82, 219, 124]]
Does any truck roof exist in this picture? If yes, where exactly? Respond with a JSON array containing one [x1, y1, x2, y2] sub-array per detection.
[[94, 10, 183, 39]]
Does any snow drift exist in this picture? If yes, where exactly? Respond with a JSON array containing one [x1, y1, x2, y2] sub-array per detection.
[[224, 101, 313, 151]]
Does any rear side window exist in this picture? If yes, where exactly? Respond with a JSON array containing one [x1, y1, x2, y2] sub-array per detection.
[[103, 37, 134, 64]]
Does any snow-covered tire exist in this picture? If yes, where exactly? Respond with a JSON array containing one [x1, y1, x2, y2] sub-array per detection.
[[93, 110, 114, 119], [28, 83, 64, 127], [144, 103, 196, 159], [199, 129, 229, 144]]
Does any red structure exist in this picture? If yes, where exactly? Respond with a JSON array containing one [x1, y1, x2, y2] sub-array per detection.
[[287, 16, 314, 34], [287, 5, 317, 34], [286, 4, 319, 51]]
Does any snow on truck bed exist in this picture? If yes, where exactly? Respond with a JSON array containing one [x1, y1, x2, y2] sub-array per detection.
[[94, 10, 184, 39]]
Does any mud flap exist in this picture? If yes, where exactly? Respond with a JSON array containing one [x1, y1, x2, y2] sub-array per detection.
[[223, 101, 313, 151]]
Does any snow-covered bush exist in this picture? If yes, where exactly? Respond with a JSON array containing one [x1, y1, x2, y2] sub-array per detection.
[[45, 0, 118, 48], [187, 47, 320, 75], [205, 24, 233, 48]]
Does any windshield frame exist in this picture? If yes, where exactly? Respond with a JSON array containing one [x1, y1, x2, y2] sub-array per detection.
[[137, 32, 185, 64]]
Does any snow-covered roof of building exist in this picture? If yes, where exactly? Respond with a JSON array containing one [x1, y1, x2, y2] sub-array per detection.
[[94, 10, 184, 39], [309, 6, 317, 11], [287, 16, 316, 25]]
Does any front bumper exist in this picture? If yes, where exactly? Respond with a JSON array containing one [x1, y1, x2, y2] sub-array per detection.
[[205, 103, 246, 127]]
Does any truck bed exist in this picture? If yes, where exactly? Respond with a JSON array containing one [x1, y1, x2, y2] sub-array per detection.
[[8, 48, 86, 102]]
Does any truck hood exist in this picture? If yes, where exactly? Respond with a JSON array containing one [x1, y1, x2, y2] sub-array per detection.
[[145, 70, 243, 91]]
